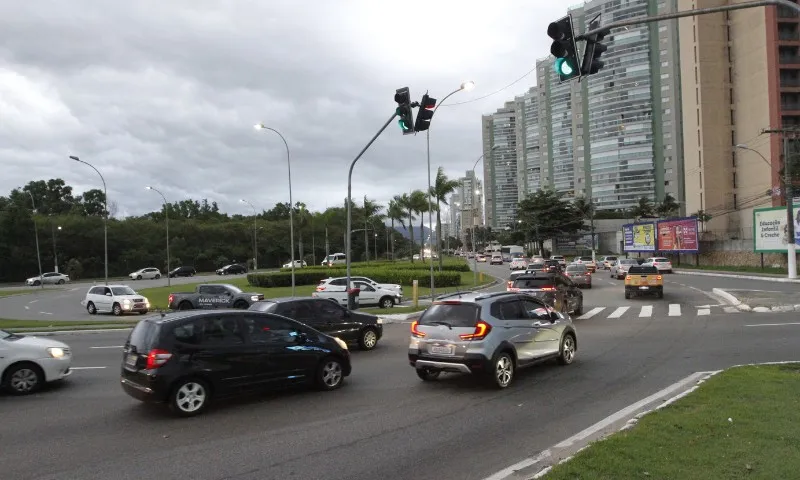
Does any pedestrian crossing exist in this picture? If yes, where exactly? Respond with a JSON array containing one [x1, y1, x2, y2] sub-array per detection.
[[576, 304, 741, 320]]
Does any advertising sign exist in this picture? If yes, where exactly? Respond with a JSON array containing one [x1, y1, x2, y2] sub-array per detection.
[[556, 234, 598, 252], [753, 205, 800, 252], [623, 222, 656, 252], [656, 217, 699, 253]]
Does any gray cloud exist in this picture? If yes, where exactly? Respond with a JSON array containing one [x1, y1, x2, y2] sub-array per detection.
[[0, 0, 567, 217]]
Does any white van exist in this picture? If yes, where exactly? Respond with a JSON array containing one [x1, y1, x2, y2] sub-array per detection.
[[321, 253, 346, 266]]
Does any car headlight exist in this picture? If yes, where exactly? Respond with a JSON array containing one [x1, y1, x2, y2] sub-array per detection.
[[47, 347, 66, 358], [251, 295, 260, 302], [334, 337, 348, 350], [123, 298, 131, 304], [376, 318, 383, 324]]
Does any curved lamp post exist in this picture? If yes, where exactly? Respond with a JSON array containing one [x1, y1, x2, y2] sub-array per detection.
[[69, 155, 108, 285], [146, 186, 170, 286]]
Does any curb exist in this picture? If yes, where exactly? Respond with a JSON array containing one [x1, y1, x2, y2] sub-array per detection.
[[711, 288, 800, 313], [12, 327, 134, 336], [675, 270, 800, 283]]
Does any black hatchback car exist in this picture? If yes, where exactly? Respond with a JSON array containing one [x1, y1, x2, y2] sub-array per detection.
[[120, 310, 351, 417], [248, 298, 383, 350]]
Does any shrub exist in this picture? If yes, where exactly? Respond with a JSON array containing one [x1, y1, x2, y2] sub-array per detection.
[[249, 266, 461, 288], [278, 259, 470, 273]]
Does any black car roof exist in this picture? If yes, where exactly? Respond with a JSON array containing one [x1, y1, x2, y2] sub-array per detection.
[[149, 309, 271, 324]]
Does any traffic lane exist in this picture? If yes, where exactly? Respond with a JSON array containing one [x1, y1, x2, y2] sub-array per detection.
[[6, 314, 798, 480], [673, 271, 799, 294], [0, 271, 263, 292]]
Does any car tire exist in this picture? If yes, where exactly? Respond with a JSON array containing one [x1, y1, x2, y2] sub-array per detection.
[[179, 301, 193, 310], [487, 352, 514, 389], [57, 279, 65, 285], [136, 275, 142, 280], [574, 302, 583, 316], [168, 378, 210, 417], [233, 300, 249, 309], [416, 368, 441, 381], [558, 333, 577, 365], [112, 303, 123, 316], [139, 310, 148, 315], [657, 290, 664, 299], [624, 290, 631, 299], [86, 302, 97, 314], [378, 296, 394, 309], [3, 362, 45, 395], [155, 274, 161, 279], [358, 328, 378, 350], [586, 284, 592, 289], [315, 357, 345, 391], [33, 280, 41, 286]]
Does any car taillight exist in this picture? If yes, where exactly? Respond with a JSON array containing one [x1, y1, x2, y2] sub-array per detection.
[[506, 281, 513, 289], [460, 320, 492, 340], [145, 349, 173, 370], [316, 286, 325, 291], [656, 275, 663, 280], [540, 286, 556, 291], [626, 275, 632, 280], [586, 272, 591, 275], [168, 294, 174, 305], [411, 320, 426, 338]]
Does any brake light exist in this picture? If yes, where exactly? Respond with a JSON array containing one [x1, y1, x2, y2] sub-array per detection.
[[508, 287, 520, 292], [411, 320, 426, 338], [656, 275, 663, 280], [145, 349, 173, 370], [316, 286, 326, 291], [540, 286, 556, 291], [460, 320, 492, 340], [168, 294, 174, 306], [586, 272, 591, 275], [625, 275, 631, 280]]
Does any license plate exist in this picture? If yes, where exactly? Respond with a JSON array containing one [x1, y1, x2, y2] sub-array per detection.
[[430, 345, 454, 355], [126, 354, 138, 367], [639, 286, 649, 290]]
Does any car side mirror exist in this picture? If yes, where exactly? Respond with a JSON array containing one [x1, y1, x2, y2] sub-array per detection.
[[550, 311, 561, 322], [295, 332, 308, 344], [106, 293, 112, 297]]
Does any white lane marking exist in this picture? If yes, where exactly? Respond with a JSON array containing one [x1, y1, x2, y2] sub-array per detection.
[[577, 307, 605, 319], [90, 345, 124, 349], [607, 307, 629, 319], [639, 305, 653, 317], [668, 304, 681, 316], [745, 322, 800, 327], [70, 287, 80, 291], [70, 366, 107, 370], [28, 299, 39, 304], [24, 306, 29, 310], [723, 306, 740, 314], [38, 312, 53, 315], [697, 308, 711, 316], [481, 455, 545, 480]]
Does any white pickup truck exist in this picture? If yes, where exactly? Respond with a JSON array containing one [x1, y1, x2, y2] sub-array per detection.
[[313, 277, 403, 309]]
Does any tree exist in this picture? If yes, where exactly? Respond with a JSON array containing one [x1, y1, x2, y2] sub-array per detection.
[[78, 188, 108, 217], [387, 197, 406, 261], [693, 209, 712, 232], [398, 193, 415, 262], [409, 190, 429, 258], [630, 196, 655, 219], [656, 193, 680, 218], [430, 167, 461, 271], [517, 189, 584, 255]]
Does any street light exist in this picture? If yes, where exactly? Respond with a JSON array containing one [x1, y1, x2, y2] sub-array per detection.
[[52, 224, 62, 272], [254, 123, 296, 296], [69, 155, 108, 285], [240, 199, 258, 271], [146, 186, 171, 286], [425, 80, 474, 297], [27, 192, 43, 289]]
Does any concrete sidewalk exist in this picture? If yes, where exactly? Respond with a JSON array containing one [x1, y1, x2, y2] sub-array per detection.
[[712, 288, 800, 313]]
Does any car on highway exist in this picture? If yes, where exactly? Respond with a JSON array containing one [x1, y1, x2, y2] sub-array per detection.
[[509, 258, 528, 270], [316, 276, 402, 296], [506, 270, 528, 290], [129, 267, 162, 280], [25, 272, 70, 286], [643, 257, 674, 273], [509, 272, 584, 316], [119, 310, 351, 417], [550, 255, 566, 267], [490, 253, 503, 265], [82, 285, 151, 316], [600, 256, 618, 270], [249, 297, 383, 350], [283, 260, 308, 268], [624, 265, 664, 299], [541, 259, 562, 273], [574, 256, 597, 272], [313, 280, 401, 309], [1, 329, 72, 395], [564, 264, 592, 288], [407, 291, 577, 389], [169, 266, 196, 278], [320, 253, 346, 266], [216, 264, 247, 275], [476, 254, 486, 262], [168, 284, 264, 310], [610, 258, 639, 279]]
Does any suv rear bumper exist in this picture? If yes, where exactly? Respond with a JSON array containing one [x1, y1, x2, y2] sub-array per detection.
[[408, 353, 491, 374]]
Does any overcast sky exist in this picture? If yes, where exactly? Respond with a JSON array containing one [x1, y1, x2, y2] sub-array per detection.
[[1, 0, 567, 217]]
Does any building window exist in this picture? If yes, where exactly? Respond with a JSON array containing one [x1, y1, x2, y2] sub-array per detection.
[[697, 130, 701, 147], [733, 171, 737, 188], [697, 109, 700, 125], [733, 193, 738, 209], [665, 181, 670, 186]]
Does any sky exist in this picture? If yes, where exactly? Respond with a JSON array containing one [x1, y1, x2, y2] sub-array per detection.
[[0, 0, 568, 218]]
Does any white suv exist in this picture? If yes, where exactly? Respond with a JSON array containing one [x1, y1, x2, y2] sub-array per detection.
[[129, 268, 161, 280], [82, 285, 151, 316], [314, 278, 402, 309], [644, 257, 673, 273], [321, 253, 346, 266]]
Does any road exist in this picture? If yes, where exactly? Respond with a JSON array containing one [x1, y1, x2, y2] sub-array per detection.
[[2, 264, 799, 480]]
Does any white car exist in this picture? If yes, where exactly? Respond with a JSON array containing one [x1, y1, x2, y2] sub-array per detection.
[[321, 253, 346, 266], [551, 255, 566, 266], [509, 258, 528, 270], [129, 268, 162, 280], [0, 329, 72, 395], [25, 272, 70, 286], [314, 279, 402, 309], [283, 260, 308, 268], [81, 285, 151, 315], [644, 257, 673, 273]]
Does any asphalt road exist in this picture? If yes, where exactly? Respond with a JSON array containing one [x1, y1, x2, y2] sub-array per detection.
[[2, 269, 800, 480]]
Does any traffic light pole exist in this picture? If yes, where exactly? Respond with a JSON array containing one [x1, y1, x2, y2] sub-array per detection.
[[346, 112, 398, 307]]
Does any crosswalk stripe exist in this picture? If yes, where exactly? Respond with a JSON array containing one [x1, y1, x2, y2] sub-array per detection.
[[639, 305, 653, 317], [697, 308, 711, 316], [607, 307, 629, 318], [668, 304, 681, 316], [723, 306, 740, 314], [578, 307, 606, 319]]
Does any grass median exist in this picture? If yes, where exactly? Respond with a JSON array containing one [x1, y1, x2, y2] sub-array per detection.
[[542, 363, 800, 480], [676, 264, 787, 275], [0, 318, 139, 331], [0, 289, 42, 297]]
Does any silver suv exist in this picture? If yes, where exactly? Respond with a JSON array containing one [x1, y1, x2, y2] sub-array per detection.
[[408, 291, 578, 389]]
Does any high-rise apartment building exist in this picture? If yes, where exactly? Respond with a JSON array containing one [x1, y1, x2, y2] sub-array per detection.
[[457, 171, 483, 241], [482, 101, 519, 229], [448, 192, 461, 238]]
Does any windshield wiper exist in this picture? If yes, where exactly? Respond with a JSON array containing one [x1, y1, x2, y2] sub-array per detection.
[[427, 321, 453, 329]]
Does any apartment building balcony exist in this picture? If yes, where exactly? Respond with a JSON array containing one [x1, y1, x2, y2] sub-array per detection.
[[780, 77, 800, 89], [780, 55, 800, 65], [778, 6, 800, 19], [778, 30, 800, 42]]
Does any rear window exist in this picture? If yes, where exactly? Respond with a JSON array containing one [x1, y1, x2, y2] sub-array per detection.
[[652, 258, 669, 262], [126, 321, 160, 351], [629, 265, 659, 274], [620, 259, 638, 264], [580, 257, 593, 261], [512, 277, 554, 289], [419, 303, 480, 328], [248, 301, 277, 312], [566, 265, 587, 272], [544, 260, 559, 265]]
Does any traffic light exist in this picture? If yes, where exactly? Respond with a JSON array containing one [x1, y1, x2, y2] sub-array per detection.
[[414, 93, 437, 132], [581, 20, 607, 76], [547, 15, 581, 82], [394, 87, 414, 135]]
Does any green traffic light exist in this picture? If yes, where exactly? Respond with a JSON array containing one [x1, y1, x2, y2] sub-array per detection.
[[398, 119, 410, 131], [554, 58, 573, 75]]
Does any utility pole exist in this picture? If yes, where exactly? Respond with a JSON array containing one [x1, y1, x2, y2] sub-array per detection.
[[763, 127, 798, 279], [590, 199, 596, 262]]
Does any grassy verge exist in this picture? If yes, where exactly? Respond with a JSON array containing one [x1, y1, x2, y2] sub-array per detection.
[[542, 364, 800, 480], [676, 264, 787, 275], [0, 318, 139, 331], [0, 289, 42, 297]]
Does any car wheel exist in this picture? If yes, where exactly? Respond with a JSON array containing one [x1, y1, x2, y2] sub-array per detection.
[[233, 300, 249, 309], [586, 284, 592, 289], [57, 279, 65, 285], [169, 378, 210, 417], [4, 362, 44, 395], [657, 290, 664, 299], [112, 303, 123, 316], [358, 328, 378, 350], [316, 357, 345, 391], [379, 296, 394, 309], [136, 275, 142, 280], [558, 334, 577, 365], [155, 274, 161, 279], [33, 280, 41, 286], [488, 352, 514, 389], [416, 368, 441, 381], [574, 301, 583, 316], [86, 302, 97, 315], [179, 301, 193, 310], [625, 291, 631, 299], [139, 310, 148, 315]]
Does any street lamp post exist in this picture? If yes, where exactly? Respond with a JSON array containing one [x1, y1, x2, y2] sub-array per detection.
[[426, 80, 475, 297], [146, 186, 171, 287], [51, 224, 62, 272], [69, 155, 108, 285], [27, 192, 43, 289], [254, 124, 295, 296], [240, 199, 258, 271]]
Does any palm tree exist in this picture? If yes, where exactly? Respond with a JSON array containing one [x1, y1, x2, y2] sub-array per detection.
[[429, 167, 460, 270], [656, 193, 680, 218], [398, 193, 416, 262], [631, 196, 655, 219], [409, 190, 429, 259], [387, 197, 406, 261]]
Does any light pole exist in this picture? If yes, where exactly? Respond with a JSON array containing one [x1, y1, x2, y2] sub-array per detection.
[[254, 124, 295, 296], [69, 155, 108, 285], [426, 80, 475, 297], [240, 199, 258, 271], [146, 186, 171, 286], [51, 224, 62, 272], [27, 192, 43, 288]]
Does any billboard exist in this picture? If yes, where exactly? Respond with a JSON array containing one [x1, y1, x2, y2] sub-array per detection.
[[623, 222, 656, 252], [753, 205, 800, 252], [657, 217, 699, 253]]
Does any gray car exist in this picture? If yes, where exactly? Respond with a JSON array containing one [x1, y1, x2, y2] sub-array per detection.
[[408, 291, 578, 389], [565, 264, 592, 288], [610, 259, 640, 279]]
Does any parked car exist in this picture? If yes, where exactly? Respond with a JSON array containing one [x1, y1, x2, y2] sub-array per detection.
[[490, 253, 503, 265], [129, 268, 162, 280], [119, 311, 351, 416], [167, 284, 264, 310], [313, 280, 401, 309], [509, 258, 528, 270], [82, 285, 151, 316], [216, 264, 247, 275], [169, 266, 196, 278], [564, 264, 592, 288], [1, 329, 72, 395], [643, 257, 673, 273], [407, 291, 578, 388], [509, 272, 584, 316], [320, 253, 346, 266], [249, 298, 383, 350], [25, 272, 69, 286], [611, 259, 639, 279]]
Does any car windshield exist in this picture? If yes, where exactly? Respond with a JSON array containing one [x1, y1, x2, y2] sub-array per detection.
[[248, 301, 277, 312], [580, 257, 593, 261], [513, 277, 554, 289], [111, 287, 137, 295], [419, 303, 479, 328]]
